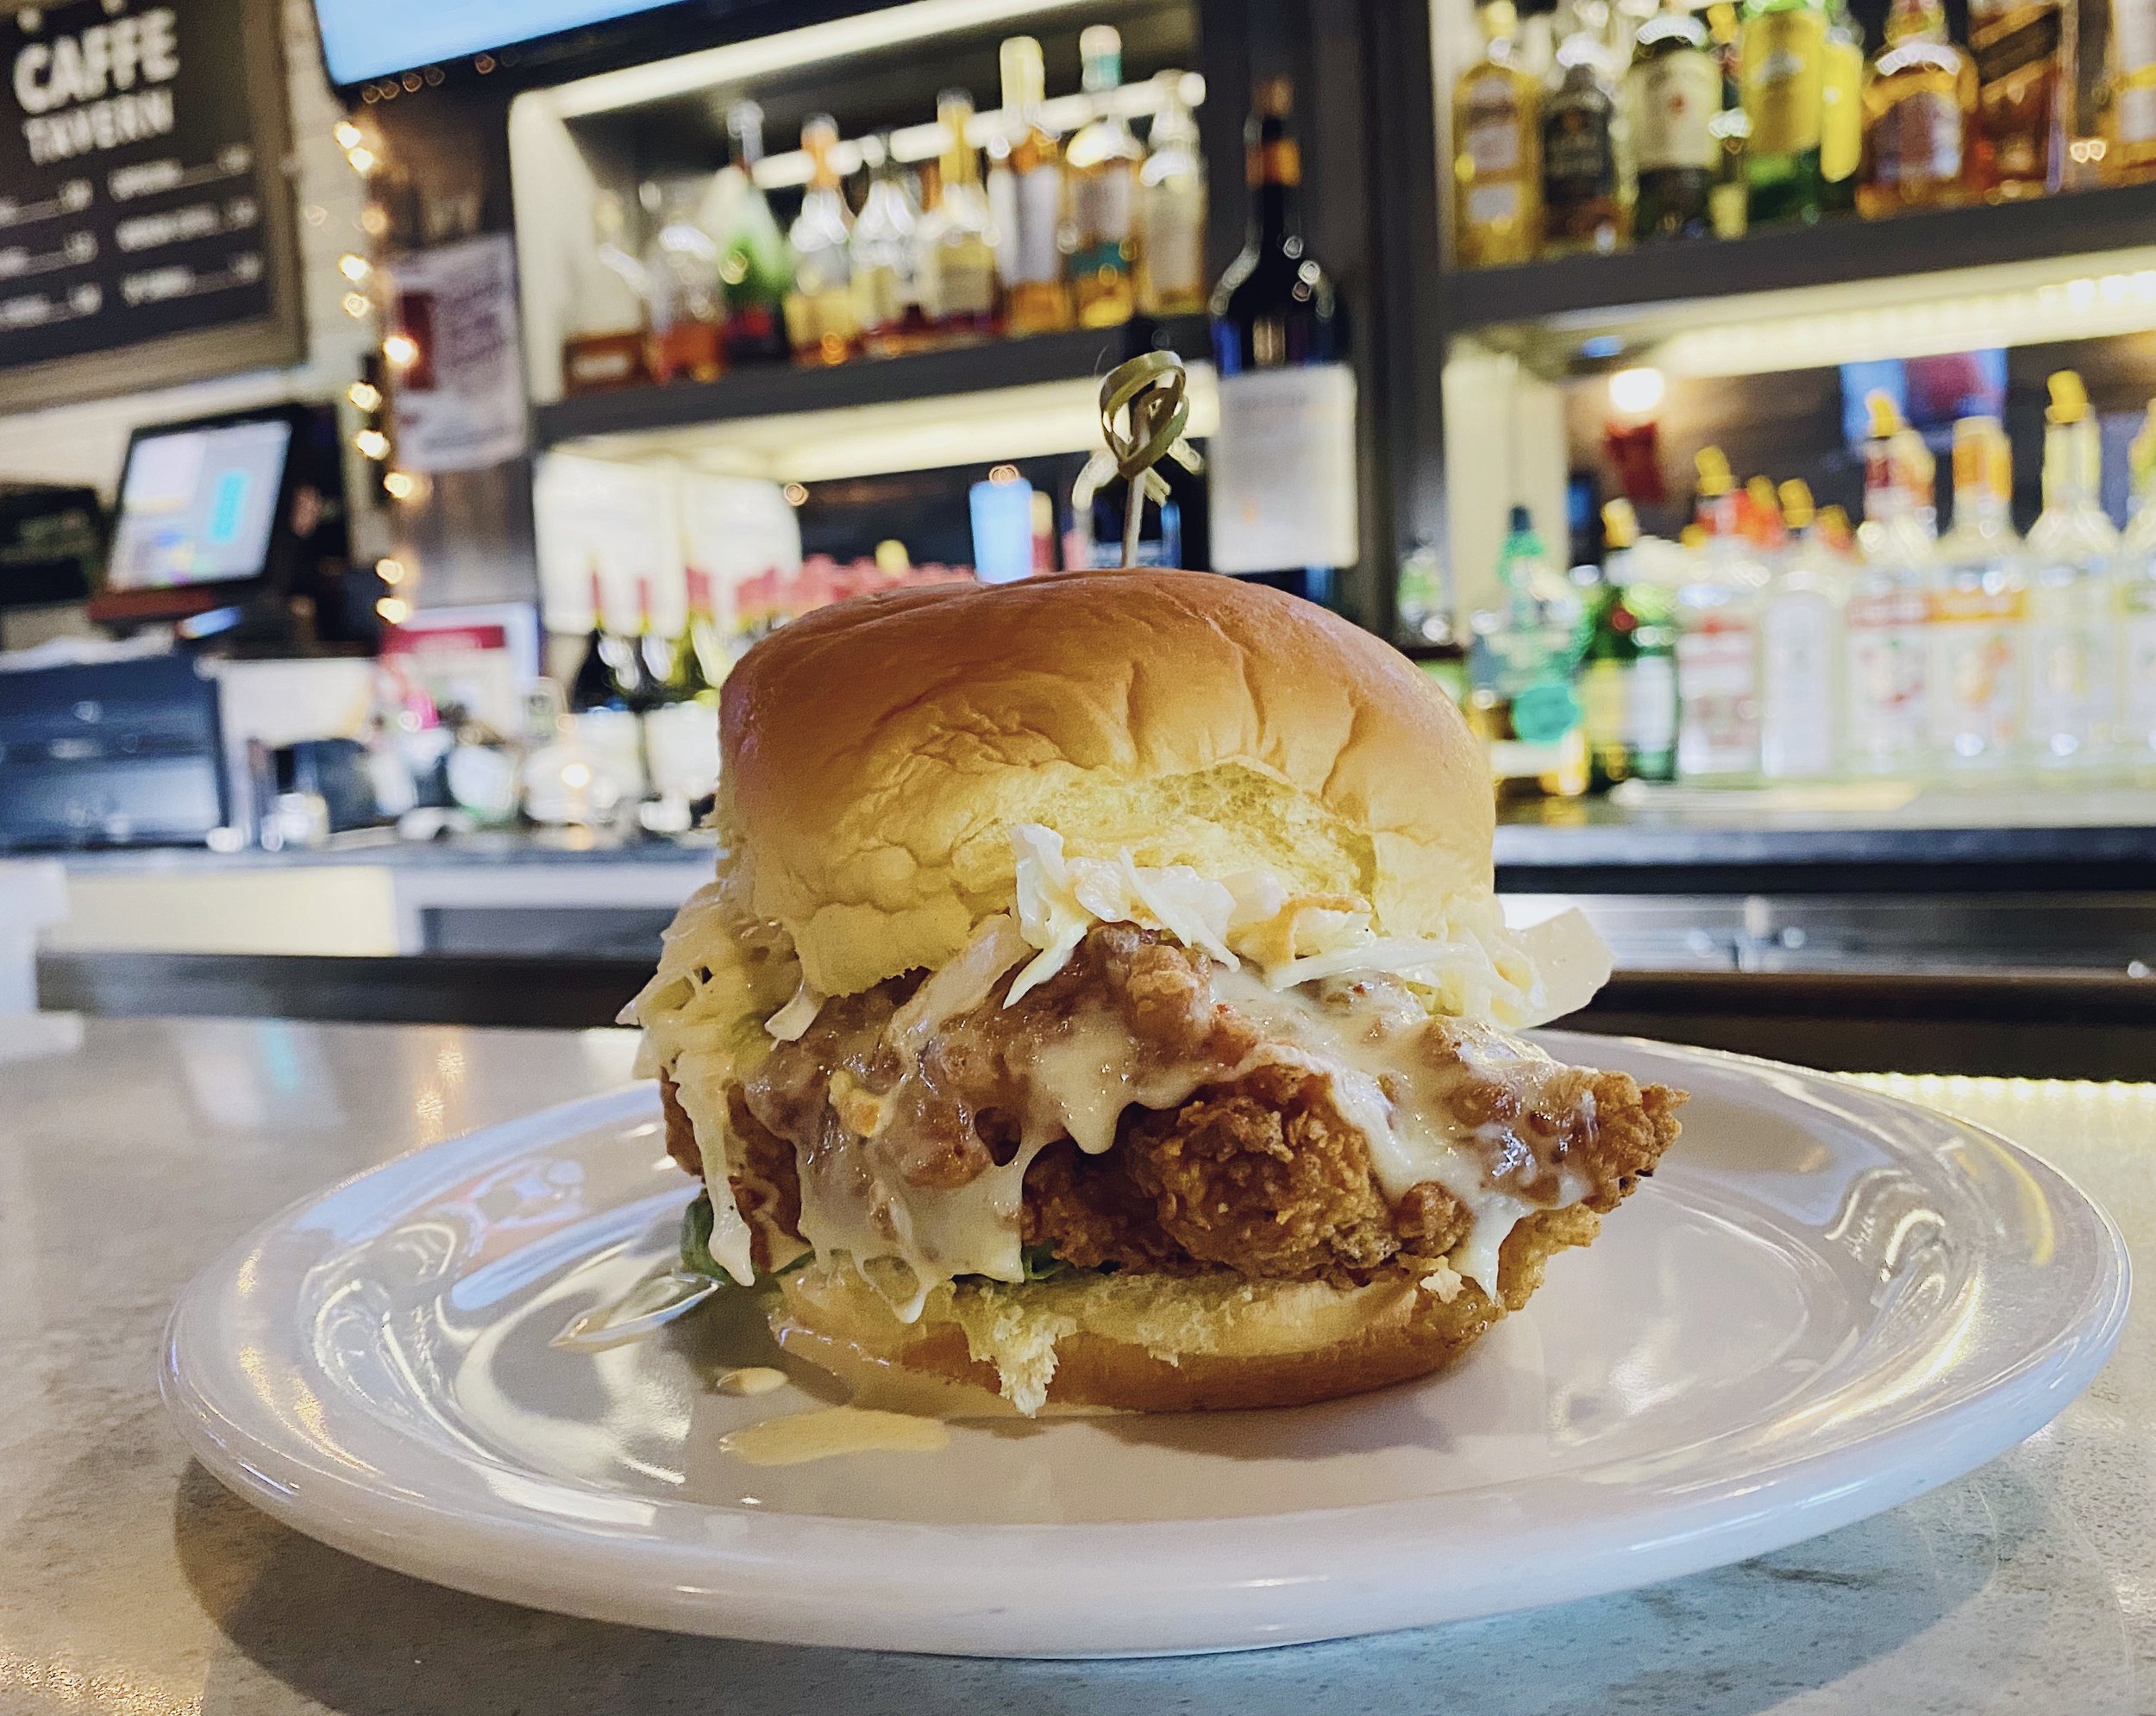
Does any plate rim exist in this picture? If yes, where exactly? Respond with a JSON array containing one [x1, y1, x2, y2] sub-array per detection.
[[160, 1036, 2133, 1656]]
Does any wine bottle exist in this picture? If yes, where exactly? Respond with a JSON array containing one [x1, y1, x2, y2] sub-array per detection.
[[568, 568, 621, 712], [1206, 78, 1357, 606]]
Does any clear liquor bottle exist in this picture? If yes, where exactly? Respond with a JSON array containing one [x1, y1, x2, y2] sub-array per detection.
[[1845, 395, 1936, 775], [561, 188, 651, 394], [1758, 479, 1846, 778], [2025, 370, 2118, 765], [1674, 448, 1770, 781], [1627, 0, 1721, 239], [2118, 403, 2156, 761], [1739, 0, 1830, 223], [916, 90, 1003, 343], [999, 35, 1075, 335], [1455, 0, 1545, 266], [1859, 0, 1979, 215], [1929, 418, 2027, 768], [1065, 25, 1144, 327], [850, 135, 928, 357], [641, 179, 725, 385], [784, 116, 859, 366], [1138, 73, 1208, 315], [1543, 9, 1626, 254]]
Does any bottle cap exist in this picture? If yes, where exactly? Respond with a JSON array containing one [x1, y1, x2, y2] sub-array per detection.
[[1864, 390, 1904, 439], [2046, 370, 2090, 424], [1695, 446, 1733, 496], [1601, 497, 1638, 548], [1507, 503, 1533, 532], [1777, 479, 1815, 529]]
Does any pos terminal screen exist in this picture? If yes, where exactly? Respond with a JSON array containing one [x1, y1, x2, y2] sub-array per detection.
[[105, 418, 292, 592]]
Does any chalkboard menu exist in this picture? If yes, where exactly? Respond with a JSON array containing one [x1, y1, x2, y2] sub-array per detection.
[[0, 0, 301, 411]]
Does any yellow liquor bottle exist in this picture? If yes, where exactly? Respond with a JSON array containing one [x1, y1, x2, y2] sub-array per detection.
[[1860, 0, 1978, 214], [1452, 0, 1543, 266]]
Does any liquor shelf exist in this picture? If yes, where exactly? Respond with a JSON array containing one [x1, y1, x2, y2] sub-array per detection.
[[532, 315, 1213, 452], [1442, 179, 2156, 366]]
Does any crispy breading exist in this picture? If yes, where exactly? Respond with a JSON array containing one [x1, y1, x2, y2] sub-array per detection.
[[669, 924, 1684, 1287]]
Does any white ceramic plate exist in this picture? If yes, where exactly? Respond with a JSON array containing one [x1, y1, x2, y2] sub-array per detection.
[[162, 1033, 2129, 1658]]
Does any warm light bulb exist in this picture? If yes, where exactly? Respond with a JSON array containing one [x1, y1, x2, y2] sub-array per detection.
[[561, 761, 594, 790], [382, 332, 419, 366], [354, 429, 390, 460], [383, 471, 418, 500], [376, 556, 406, 585], [341, 291, 371, 319], [375, 596, 410, 624], [1608, 366, 1666, 418], [346, 145, 377, 174], [334, 120, 363, 149], [338, 253, 370, 282], [348, 380, 382, 411], [781, 481, 809, 506]]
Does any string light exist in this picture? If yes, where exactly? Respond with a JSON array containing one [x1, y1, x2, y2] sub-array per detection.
[[337, 253, 370, 283], [348, 380, 381, 411], [341, 291, 370, 319], [345, 145, 377, 174], [383, 471, 419, 500], [333, 120, 363, 149], [376, 596, 410, 624], [376, 557, 407, 585], [354, 429, 390, 460], [382, 332, 419, 366]]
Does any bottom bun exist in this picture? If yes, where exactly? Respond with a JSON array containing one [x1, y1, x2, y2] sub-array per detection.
[[769, 1205, 1602, 1415]]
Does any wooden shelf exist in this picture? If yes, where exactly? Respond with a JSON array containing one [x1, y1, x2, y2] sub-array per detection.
[[533, 315, 1213, 448], [1442, 180, 2156, 334]]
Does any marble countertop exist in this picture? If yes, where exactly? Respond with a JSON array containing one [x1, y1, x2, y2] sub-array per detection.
[[4, 1015, 2153, 1714]]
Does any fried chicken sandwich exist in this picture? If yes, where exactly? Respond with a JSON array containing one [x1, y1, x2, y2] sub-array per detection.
[[625, 569, 1683, 1415]]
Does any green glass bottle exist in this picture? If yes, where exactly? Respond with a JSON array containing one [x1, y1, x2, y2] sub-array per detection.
[[1740, 0, 1828, 223], [1626, 1, 1720, 241]]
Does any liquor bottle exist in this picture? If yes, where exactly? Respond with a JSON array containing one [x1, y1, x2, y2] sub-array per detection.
[[2118, 403, 2156, 761], [2025, 370, 2117, 765], [1968, 0, 2066, 197], [1000, 36, 1075, 335], [1820, 0, 1866, 210], [1065, 25, 1144, 327], [1543, 12, 1627, 254], [1845, 395, 1935, 775], [1467, 505, 1589, 800], [2113, 0, 2156, 178], [641, 180, 725, 385], [917, 91, 1004, 343], [716, 103, 793, 365], [785, 116, 859, 366], [1138, 73, 1209, 315], [850, 136, 928, 357], [1740, 0, 1829, 224], [1576, 555, 1644, 790], [1207, 77, 1357, 604], [561, 189, 650, 394], [1627, 0, 1722, 239], [1929, 416, 2027, 768], [1859, 0, 1978, 215], [1758, 479, 1845, 778], [1605, 499, 1681, 781], [1453, 0, 1545, 266], [1674, 448, 1769, 780]]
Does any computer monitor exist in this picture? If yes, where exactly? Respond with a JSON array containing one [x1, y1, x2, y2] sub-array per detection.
[[90, 404, 309, 626]]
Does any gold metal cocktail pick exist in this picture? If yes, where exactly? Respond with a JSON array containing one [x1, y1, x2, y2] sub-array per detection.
[[1072, 349, 1205, 568]]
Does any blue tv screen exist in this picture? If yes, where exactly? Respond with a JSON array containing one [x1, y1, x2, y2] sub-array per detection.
[[314, 0, 678, 85]]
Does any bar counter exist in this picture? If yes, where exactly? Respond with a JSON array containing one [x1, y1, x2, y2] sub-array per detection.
[[3, 1015, 2151, 1713]]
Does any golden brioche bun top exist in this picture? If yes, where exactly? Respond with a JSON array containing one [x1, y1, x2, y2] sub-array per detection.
[[717, 569, 1492, 997]]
